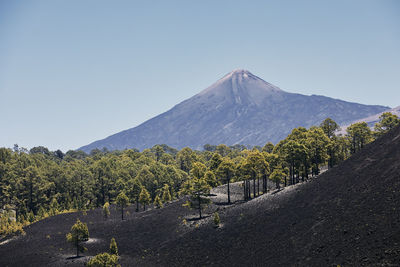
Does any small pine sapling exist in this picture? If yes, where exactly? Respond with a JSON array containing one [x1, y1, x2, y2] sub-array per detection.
[[213, 212, 220, 227], [103, 202, 110, 220], [110, 237, 118, 255], [154, 195, 163, 209]]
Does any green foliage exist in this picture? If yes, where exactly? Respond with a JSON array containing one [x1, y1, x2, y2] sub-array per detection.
[[0, 210, 25, 238], [49, 198, 59, 216], [213, 212, 220, 227], [204, 171, 218, 187], [262, 142, 274, 153], [176, 147, 197, 173], [320, 118, 340, 139], [0, 116, 384, 235], [116, 192, 129, 220], [66, 219, 89, 257], [374, 112, 400, 137], [215, 144, 231, 157], [347, 122, 373, 154], [110, 237, 118, 255], [216, 159, 236, 203], [180, 169, 211, 219], [270, 168, 284, 189], [127, 178, 142, 212], [161, 184, 172, 203], [190, 162, 207, 180], [87, 252, 120, 267], [103, 202, 110, 219], [154, 195, 163, 208], [139, 187, 151, 211], [27, 211, 35, 223], [208, 153, 223, 172]]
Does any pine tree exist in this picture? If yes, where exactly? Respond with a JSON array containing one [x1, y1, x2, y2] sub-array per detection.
[[320, 117, 340, 139], [139, 187, 151, 211], [209, 153, 223, 172], [270, 169, 284, 189], [154, 195, 163, 208], [190, 162, 207, 180], [110, 237, 118, 255], [180, 176, 211, 219], [176, 147, 196, 173], [128, 178, 142, 212], [216, 159, 236, 204], [116, 192, 129, 220], [49, 197, 59, 216], [204, 171, 218, 187], [213, 212, 220, 227], [320, 118, 340, 168], [262, 142, 274, 153], [103, 202, 110, 220], [374, 112, 400, 137], [161, 184, 172, 203], [66, 219, 89, 257], [347, 122, 373, 154]]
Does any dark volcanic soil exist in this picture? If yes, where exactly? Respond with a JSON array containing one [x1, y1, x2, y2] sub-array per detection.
[[1, 126, 400, 266]]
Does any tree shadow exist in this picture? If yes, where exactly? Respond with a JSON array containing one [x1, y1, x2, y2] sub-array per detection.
[[186, 215, 210, 221], [66, 255, 85, 260], [214, 202, 232, 206], [214, 200, 244, 206], [271, 188, 283, 195]]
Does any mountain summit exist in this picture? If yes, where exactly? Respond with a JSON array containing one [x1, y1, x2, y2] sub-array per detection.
[[79, 70, 389, 152], [198, 69, 284, 104]]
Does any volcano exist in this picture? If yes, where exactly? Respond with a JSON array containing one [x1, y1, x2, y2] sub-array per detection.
[[79, 69, 389, 152]]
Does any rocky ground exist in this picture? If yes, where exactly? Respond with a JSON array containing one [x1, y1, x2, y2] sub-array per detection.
[[1, 126, 400, 266]]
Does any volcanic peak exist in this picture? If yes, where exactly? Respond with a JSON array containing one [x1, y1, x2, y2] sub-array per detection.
[[198, 69, 284, 99]]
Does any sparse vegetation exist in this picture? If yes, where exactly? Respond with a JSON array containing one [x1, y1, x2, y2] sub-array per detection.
[[1, 118, 400, 266], [87, 252, 120, 267]]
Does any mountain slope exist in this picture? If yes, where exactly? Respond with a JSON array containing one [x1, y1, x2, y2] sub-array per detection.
[[338, 105, 400, 135], [1, 126, 399, 266], [79, 70, 389, 152], [149, 125, 400, 266]]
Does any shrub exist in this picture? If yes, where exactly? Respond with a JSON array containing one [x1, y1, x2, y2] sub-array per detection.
[[87, 252, 120, 267], [154, 195, 163, 209], [110, 238, 118, 255], [103, 202, 110, 220], [213, 212, 220, 227]]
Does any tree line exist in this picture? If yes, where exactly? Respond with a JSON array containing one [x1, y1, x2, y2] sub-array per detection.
[[1, 112, 399, 236]]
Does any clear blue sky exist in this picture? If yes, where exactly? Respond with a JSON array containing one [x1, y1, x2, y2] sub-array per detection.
[[1, 0, 399, 152]]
